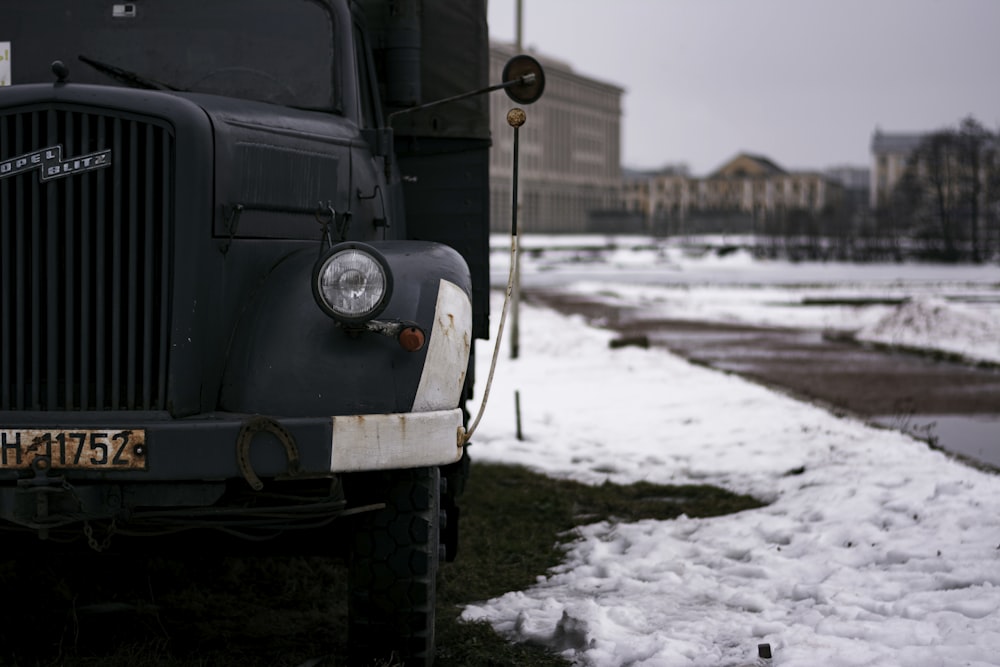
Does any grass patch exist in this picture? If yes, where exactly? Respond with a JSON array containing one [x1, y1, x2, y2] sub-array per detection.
[[0, 462, 762, 666], [442, 462, 762, 605]]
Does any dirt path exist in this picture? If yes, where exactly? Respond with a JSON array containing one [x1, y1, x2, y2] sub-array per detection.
[[525, 289, 1000, 467]]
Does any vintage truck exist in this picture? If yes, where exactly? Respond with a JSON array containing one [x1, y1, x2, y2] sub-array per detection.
[[0, 0, 541, 663]]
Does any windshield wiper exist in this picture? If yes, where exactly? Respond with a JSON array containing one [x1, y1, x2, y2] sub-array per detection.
[[78, 54, 180, 91]]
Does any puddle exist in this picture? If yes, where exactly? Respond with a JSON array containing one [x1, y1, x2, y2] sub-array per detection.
[[874, 414, 1000, 469]]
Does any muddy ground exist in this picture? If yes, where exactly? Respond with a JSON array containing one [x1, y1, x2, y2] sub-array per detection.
[[524, 289, 1000, 421]]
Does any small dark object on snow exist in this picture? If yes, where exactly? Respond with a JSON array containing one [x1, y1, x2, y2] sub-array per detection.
[[609, 335, 649, 349]]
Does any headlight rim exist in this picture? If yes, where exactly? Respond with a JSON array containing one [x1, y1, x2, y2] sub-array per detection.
[[312, 242, 393, 325]]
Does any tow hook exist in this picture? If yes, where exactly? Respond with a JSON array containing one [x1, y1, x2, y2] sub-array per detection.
[[15, 456, 68, 539]]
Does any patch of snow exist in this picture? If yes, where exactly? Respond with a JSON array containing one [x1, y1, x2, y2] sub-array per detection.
[[856, 296, 1000, 365], [462, 283, 1000, 667]]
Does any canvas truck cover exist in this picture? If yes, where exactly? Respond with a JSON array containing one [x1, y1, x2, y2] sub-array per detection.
[[360, 0, 490, 140]]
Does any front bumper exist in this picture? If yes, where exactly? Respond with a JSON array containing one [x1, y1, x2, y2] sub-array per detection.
[[0, 408, 465, 536], [0, 408, 465, 484]]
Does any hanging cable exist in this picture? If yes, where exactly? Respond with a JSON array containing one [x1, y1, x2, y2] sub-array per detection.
[[462, 108, 526, 445]]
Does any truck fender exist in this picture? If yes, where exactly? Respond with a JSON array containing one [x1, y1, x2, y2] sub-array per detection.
[[219, 242, 472, 418]]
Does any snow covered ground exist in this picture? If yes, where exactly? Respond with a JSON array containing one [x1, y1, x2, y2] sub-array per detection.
[[491, 235, 1000, 365], [463, 237, 1000, 666]]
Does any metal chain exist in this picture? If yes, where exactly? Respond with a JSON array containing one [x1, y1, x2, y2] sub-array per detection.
[[83, 517, 117, 553], [61, 479, 117, 552]]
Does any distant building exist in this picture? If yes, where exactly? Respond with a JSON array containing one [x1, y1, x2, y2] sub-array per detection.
[[489, 41, 623, 233], [870, 130, 924, 209], [825, 165, 872, 231], [622, 153, 845, 235], [825, 166, 871, 192]]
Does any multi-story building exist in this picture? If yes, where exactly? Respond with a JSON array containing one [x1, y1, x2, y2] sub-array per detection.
[[825, 166, 871, 192], [869, 130, 924, 209], [622, 153, 845, 235], [489, 41, 623, 233]]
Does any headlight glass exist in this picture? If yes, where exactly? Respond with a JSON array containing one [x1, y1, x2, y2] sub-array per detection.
[[313, 245, 392, 324]]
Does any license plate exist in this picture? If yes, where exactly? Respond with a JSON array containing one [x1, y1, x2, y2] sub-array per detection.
[[0, 429, 147, 470]]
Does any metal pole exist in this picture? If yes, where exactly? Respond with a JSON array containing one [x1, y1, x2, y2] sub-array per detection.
[[516, 0, 523, 50], [510, 0, 525, 360], [507, 108, 525, 359], [515, 389, 523, 441], [510, 219, 521, 360]]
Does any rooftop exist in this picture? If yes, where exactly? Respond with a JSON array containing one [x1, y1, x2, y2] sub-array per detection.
[[871, 131, 925, 154]]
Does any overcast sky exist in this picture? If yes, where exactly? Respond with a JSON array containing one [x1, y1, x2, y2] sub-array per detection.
[[487, 0, 1000, 175]]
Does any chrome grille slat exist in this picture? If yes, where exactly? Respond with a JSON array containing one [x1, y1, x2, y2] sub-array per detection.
[[0, 115, 9, 408]]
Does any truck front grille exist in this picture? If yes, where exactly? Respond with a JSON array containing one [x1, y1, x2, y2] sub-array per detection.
[[0, 106, 174, 411]]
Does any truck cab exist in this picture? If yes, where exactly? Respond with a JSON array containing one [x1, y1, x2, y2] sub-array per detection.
[[0, 1, 500, 663]]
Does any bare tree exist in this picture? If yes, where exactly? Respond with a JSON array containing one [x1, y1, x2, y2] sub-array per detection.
[[984, 126, 1000, 260], [925, 131, 960, 259], [957, 116, 990, 262], [894, 117, 1000, 262]]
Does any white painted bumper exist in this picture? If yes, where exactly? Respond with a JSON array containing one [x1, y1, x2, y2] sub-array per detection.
[[330, 408, 464, 472], [329, 279, 471, 473]]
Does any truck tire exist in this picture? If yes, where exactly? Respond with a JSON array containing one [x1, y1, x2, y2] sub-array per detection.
[[347, 467, 440, 666]]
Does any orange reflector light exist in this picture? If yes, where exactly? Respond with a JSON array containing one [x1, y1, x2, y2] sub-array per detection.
[[398, 326, 425, 352]]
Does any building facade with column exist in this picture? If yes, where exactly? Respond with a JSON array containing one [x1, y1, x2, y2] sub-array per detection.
[[621, 153, 845, 235], [869, 130, 924, 209], [489, 41, 624, 233]]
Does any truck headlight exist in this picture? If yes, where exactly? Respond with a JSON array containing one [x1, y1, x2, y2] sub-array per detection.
[[312, 243, 393, 325]]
